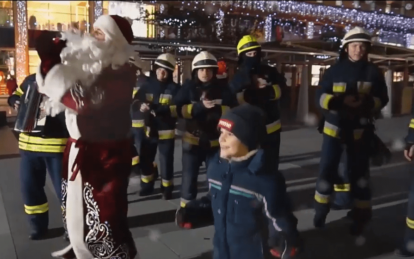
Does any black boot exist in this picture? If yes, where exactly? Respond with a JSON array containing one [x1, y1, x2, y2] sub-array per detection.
[[139, 165, 159, 196], [160, 183, 174, 200], [314, 202, 330, 229], [139, 181, 155, 196]]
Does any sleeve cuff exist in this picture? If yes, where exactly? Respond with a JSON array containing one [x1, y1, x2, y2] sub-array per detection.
[[36, 64, 76, 102], [319, 93, 334, 110]]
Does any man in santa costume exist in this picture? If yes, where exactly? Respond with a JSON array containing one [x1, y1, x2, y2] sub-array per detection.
[[35, 15, 138, 259]]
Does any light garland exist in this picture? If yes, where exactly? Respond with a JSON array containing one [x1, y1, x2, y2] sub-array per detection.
[[194, 1, 414, 33], [94, 1, 103, 22], [215, 8, 224, 41], [15, 0, 28, 86], [264, 15, 272, 42], [307, 22, 315, 39]]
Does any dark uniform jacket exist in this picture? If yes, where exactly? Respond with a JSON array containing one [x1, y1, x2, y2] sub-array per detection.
[[8, 74, 68, 153], [132, 76, 180, 140], [174, 79, 237, 148], [230, 64, 283, 138], [316, 59, 389, 141], [206, 149, 297, 259]]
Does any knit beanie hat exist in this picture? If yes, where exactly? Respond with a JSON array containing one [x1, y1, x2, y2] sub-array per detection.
[[218, 104, 267, 151], [93, 15, 134, 46]]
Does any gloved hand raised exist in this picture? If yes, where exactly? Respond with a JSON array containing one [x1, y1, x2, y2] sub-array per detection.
[[35, 31, 67, 77]]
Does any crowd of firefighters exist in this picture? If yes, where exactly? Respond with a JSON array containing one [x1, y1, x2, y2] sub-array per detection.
[[8, 24, 414, 258]]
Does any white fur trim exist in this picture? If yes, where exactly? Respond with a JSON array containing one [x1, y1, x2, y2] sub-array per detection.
[[51, 244, 73, 258], [35, 66, 44, 88], [94, 15, 128, 47], [37, 64, 77, 102], [66, 145, 94, 258], [230, 149, 258, 162]]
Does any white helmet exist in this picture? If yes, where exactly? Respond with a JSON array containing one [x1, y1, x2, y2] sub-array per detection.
[[154, 53, 176, 71], [341, 27, 371, 47], [192, 51, 218, 71]]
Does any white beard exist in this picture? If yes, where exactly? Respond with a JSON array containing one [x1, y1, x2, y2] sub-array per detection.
[[59, 31, 134, 88]]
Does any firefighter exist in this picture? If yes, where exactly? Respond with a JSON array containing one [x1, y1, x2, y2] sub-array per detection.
[[8, 74, 69, 240], [314, 27, 389, 235], [397, 107, 414, 257], [175, 51, 237, 208], [130, 57, 146, 177], [229, 35, 284, 172], [133, 53, 179, 199]]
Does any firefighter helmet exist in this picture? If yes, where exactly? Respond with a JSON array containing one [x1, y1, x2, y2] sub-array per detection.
[[154, 53, 176, 71], [237, 35, 261, 55], [192, 51, 218, 71], [341, 27, 371, 47]]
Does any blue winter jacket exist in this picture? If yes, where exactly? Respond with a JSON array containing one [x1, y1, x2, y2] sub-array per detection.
[[207, 149, 297, 259]]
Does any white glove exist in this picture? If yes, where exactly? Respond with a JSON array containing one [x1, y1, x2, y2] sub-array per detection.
[[43, 99, 67, 117]]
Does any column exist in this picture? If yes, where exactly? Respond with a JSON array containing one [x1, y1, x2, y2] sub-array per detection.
[[14, 1, 29, 86], [90, 1, 103, 23], [296, 64, 309, 123], [382, 69, 393, 118]]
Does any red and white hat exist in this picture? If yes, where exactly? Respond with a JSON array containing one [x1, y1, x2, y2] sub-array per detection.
[[93, 15, 134, 46]]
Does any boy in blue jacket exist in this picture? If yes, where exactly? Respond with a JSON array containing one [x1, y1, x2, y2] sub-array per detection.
[[177, 104, 301, 259]]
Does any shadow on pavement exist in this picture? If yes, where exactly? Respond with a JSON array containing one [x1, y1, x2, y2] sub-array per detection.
[[188, 202, 406, 259], [298, 202, 406, 259], [128, 209, 177, 229]]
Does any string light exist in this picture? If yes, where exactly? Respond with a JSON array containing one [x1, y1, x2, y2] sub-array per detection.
[[196, 1, 414, 33], [94, 1, 103, 22], [307, 22, 315, 39], [215, 8, 224, 41], [15, 0, 28, 86], [264, 15, 272, 42]]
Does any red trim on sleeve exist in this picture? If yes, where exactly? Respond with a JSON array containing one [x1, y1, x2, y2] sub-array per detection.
[[61, 90, 78, 111]]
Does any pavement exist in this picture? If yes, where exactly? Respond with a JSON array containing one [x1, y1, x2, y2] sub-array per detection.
[[0, 115, 413, 259]]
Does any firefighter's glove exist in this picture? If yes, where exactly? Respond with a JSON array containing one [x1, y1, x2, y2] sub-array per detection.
[[349, 207, 372, 236], [176, 196, 213, 229]]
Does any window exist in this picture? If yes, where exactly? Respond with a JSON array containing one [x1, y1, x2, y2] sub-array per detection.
[[28, 50, 40, 75], [27, 1, 90, 33], [108, 1, 155, 38], [0, 1, 13, 27], [393, 72, 404, 82], [0, 50, 15, 96], [335, 0, 342, 6], [103, 1, 109, 15], [311, 65, 330, 86]]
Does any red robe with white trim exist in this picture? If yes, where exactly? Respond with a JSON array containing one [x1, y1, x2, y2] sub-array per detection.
[[37, 63, 137, 259]]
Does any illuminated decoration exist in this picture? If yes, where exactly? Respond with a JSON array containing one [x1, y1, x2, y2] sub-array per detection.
[[108, 1, 150, 38], [94, 1, 103, 22], [15, 0, 28, 86], [406, 34, 413, 49], [264, 15, 272, 42], [194, 1, 414, 33], [315, 55, 331, 59], [178, 46, 202, 52], [307, 22, 314, 39], [215, 8, 224, 41]]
